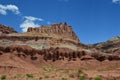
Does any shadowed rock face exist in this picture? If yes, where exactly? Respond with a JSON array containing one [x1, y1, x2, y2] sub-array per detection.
[[27, 22, 80, 43], [0, 46, 82, 61], [0, 24, 17, 34], [0, 45, 120, 62]]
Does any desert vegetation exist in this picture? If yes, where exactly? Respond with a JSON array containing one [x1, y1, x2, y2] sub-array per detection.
[[0, 66, 119, 80]]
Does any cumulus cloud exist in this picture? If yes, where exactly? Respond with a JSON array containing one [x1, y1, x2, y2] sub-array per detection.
[[0, 4, 20, 15], [20, 16, 44, 32], [0, 4, 49, 32], [112, 0, 120, 4]]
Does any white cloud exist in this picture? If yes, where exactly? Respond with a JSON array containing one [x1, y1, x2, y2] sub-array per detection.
[[20, 16, 44, 32], [0, 4, 20, 15], [0, 9, 6, 15], [112, 0, 120, 4], [24, 16, 43, 21]]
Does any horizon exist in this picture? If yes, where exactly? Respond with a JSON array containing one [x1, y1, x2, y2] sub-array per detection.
[[0, 0, 120, 44]]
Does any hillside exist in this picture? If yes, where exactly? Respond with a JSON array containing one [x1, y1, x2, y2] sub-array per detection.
[[0, 23, 120, 80], [93, 36, 120, 54]]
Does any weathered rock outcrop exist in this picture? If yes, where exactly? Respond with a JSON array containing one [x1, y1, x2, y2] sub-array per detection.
[[0, 23, 82, 50], [0, 45, 120, 62], [0, 24, 17, 34], [27, 22, 80, 43], [93, 36, 120, 53]]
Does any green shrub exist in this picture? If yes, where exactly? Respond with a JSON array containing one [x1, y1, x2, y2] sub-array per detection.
[[1, 75, 6, 80], [94, 77, 102, 80], [61, 77, 67, 80], [42, 66, 54, 72], [79, 76, 85, 80], [44, 75, 49, 78], [26, 74, 34, 78], [15, 74, 24, 78]]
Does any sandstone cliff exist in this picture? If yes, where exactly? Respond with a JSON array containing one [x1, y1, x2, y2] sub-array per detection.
[[0, 23, 82, 50], [27, 22, 80, 43]]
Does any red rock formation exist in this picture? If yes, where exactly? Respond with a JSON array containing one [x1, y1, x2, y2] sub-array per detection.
[[0, 23, 82, 50], [0, 23, 120, 79], [0, 45, 119, 62], [27, 22, 80, 43], [0, 24, 17, 34]]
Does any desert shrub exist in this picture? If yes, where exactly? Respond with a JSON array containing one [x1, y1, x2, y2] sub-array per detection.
[[69, 74, 75, 78], [94, 77, 102, 80], [39, 77, 43, 80], [77, 69, 83, 78], [14, 74, 24, 79], [1, 75, 6, 80], [79, 76, 85, 80], [42, 66, 54, 72], [78, 69, 83, 73], [42, 66, 48, 71], [44, 75, 49, 78], [61, 77, 67, 80], [26, 74, 34, 78], [63, 69, 69, 73]]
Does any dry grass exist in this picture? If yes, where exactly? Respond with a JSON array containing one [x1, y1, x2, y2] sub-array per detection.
[[0, 66, 120, 80]]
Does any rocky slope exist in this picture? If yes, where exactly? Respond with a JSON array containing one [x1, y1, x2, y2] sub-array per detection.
[[93, 36, 120, 54], [0, 23, 120, 62], [0, 23, 120, 79], [0, 24, 17, 34]]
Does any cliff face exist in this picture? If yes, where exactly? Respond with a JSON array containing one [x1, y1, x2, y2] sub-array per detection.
[[0, 23, 82, 50], [0, 24, 17, 34], [27, 22, 80, 43], [0, 23, 120, 79]]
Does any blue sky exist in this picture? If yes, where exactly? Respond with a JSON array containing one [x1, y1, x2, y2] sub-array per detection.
[[0, 0, 120, 44]]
